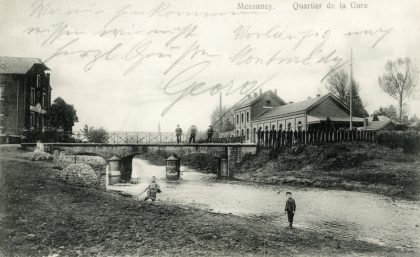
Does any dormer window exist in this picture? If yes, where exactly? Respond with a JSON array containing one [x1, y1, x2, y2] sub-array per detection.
[[266, 100, 271, 106]]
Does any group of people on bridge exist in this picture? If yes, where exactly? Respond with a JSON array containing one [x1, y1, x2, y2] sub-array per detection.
[[175, 125, 214, 143]]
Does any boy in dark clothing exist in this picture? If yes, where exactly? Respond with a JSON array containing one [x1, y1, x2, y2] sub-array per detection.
[[284, 192, 296, 228]]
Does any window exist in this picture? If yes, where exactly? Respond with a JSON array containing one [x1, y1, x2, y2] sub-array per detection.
[[246, 112, 249, 122], [241, 129, 244, 136], [236, 114, 239, 125], [0, 86, 4, 100], [246, 129, 249, 140], [36, 75, 41, 88], [30, 87, 35, 105], [298, 121, 303, 131], [30, 112, 34, 128], [279, 124, 283, 131], [42, 93, 46, 108], [287, 123, 291, 131], [236, 130, 239, 136], [241, 113, 244, 123], [266, 100, 271, 106]]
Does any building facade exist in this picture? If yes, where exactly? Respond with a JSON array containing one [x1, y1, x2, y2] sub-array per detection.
[[233, 91, 364, 142], [0, 56, 51, 143], [233, 89, 286, 141]]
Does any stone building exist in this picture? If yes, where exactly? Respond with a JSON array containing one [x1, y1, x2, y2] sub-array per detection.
[[233, 90, 364, 142], [233, 89, 286, 141], [0, 56, 51, 143]]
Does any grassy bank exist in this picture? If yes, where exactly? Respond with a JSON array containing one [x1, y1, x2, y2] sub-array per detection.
[[234, 142, 420, 200], [0, 145, 414, 257]]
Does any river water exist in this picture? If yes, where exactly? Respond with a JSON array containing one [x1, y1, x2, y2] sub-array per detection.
[[108, 158, 420, 251]]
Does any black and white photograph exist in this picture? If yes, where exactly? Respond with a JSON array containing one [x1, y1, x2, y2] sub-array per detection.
[[0, 0, 419, 256]]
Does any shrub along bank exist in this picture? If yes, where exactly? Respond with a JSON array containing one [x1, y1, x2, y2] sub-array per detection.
[[234, 142, 420, 199]]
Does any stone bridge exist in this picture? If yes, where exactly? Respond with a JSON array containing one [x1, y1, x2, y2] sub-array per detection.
[[24, 143, 257, 181]]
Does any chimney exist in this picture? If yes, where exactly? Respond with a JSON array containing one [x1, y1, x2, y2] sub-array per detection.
[[253, 92, 258, 97], [247, 95, 252, 99], [259, 88, 263, 95], [316, 94, 321, 97], [274, 89, 277, 95], [307, 96, 312, 99], [288, 101, 294, 104]]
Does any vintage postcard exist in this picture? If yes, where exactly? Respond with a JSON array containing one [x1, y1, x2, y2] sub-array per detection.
[[0, 0, 419, 256]]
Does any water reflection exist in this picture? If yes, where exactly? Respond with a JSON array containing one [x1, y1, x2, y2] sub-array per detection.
[[108, 158, 420, 250]]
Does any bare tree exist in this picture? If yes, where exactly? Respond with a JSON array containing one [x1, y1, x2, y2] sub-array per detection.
[[378, 57, 418, 122], [325, 69, 369, 117], [326, 69, 349, 101]]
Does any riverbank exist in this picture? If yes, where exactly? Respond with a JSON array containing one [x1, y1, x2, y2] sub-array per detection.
[[234, 142, 420, 200], [0, 145, 416, 256]]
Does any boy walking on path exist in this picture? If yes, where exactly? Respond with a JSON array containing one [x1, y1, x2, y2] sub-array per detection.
[[284, 192, 296, 228]]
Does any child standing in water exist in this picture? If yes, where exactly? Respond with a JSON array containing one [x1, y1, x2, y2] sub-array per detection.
[[142, 176, 161, 202]]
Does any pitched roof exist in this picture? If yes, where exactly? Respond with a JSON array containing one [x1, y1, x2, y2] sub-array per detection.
[[253, 94, 326, 120], [0, 56, 49, 74], [254, 93, 352, 121], [409, 121, 420, 127], [365, 120, 394, 130], [234, 90, 286, 109], [368, 115, 391, 122]]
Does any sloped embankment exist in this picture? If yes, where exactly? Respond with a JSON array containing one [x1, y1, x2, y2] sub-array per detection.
[[234, 142, 420, 199]]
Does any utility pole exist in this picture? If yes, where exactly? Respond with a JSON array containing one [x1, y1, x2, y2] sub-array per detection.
[[349, 49, 353, 130]]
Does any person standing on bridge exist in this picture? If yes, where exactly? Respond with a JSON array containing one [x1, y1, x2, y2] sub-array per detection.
[[207, 125, 214, 142], [284, 191, 296, 229], [142, 176, 161, 202], [175, 125, 183, 143], [189, 125, 197, 143]]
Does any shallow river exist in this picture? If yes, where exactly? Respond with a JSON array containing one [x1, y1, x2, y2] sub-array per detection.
[[108, 158, 420, 251]]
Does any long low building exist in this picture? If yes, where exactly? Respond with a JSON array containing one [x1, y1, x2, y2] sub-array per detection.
[[233, 90, 364, 141]]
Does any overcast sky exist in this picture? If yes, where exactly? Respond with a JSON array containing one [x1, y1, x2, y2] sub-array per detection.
[[1, 0, 419, 132]]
